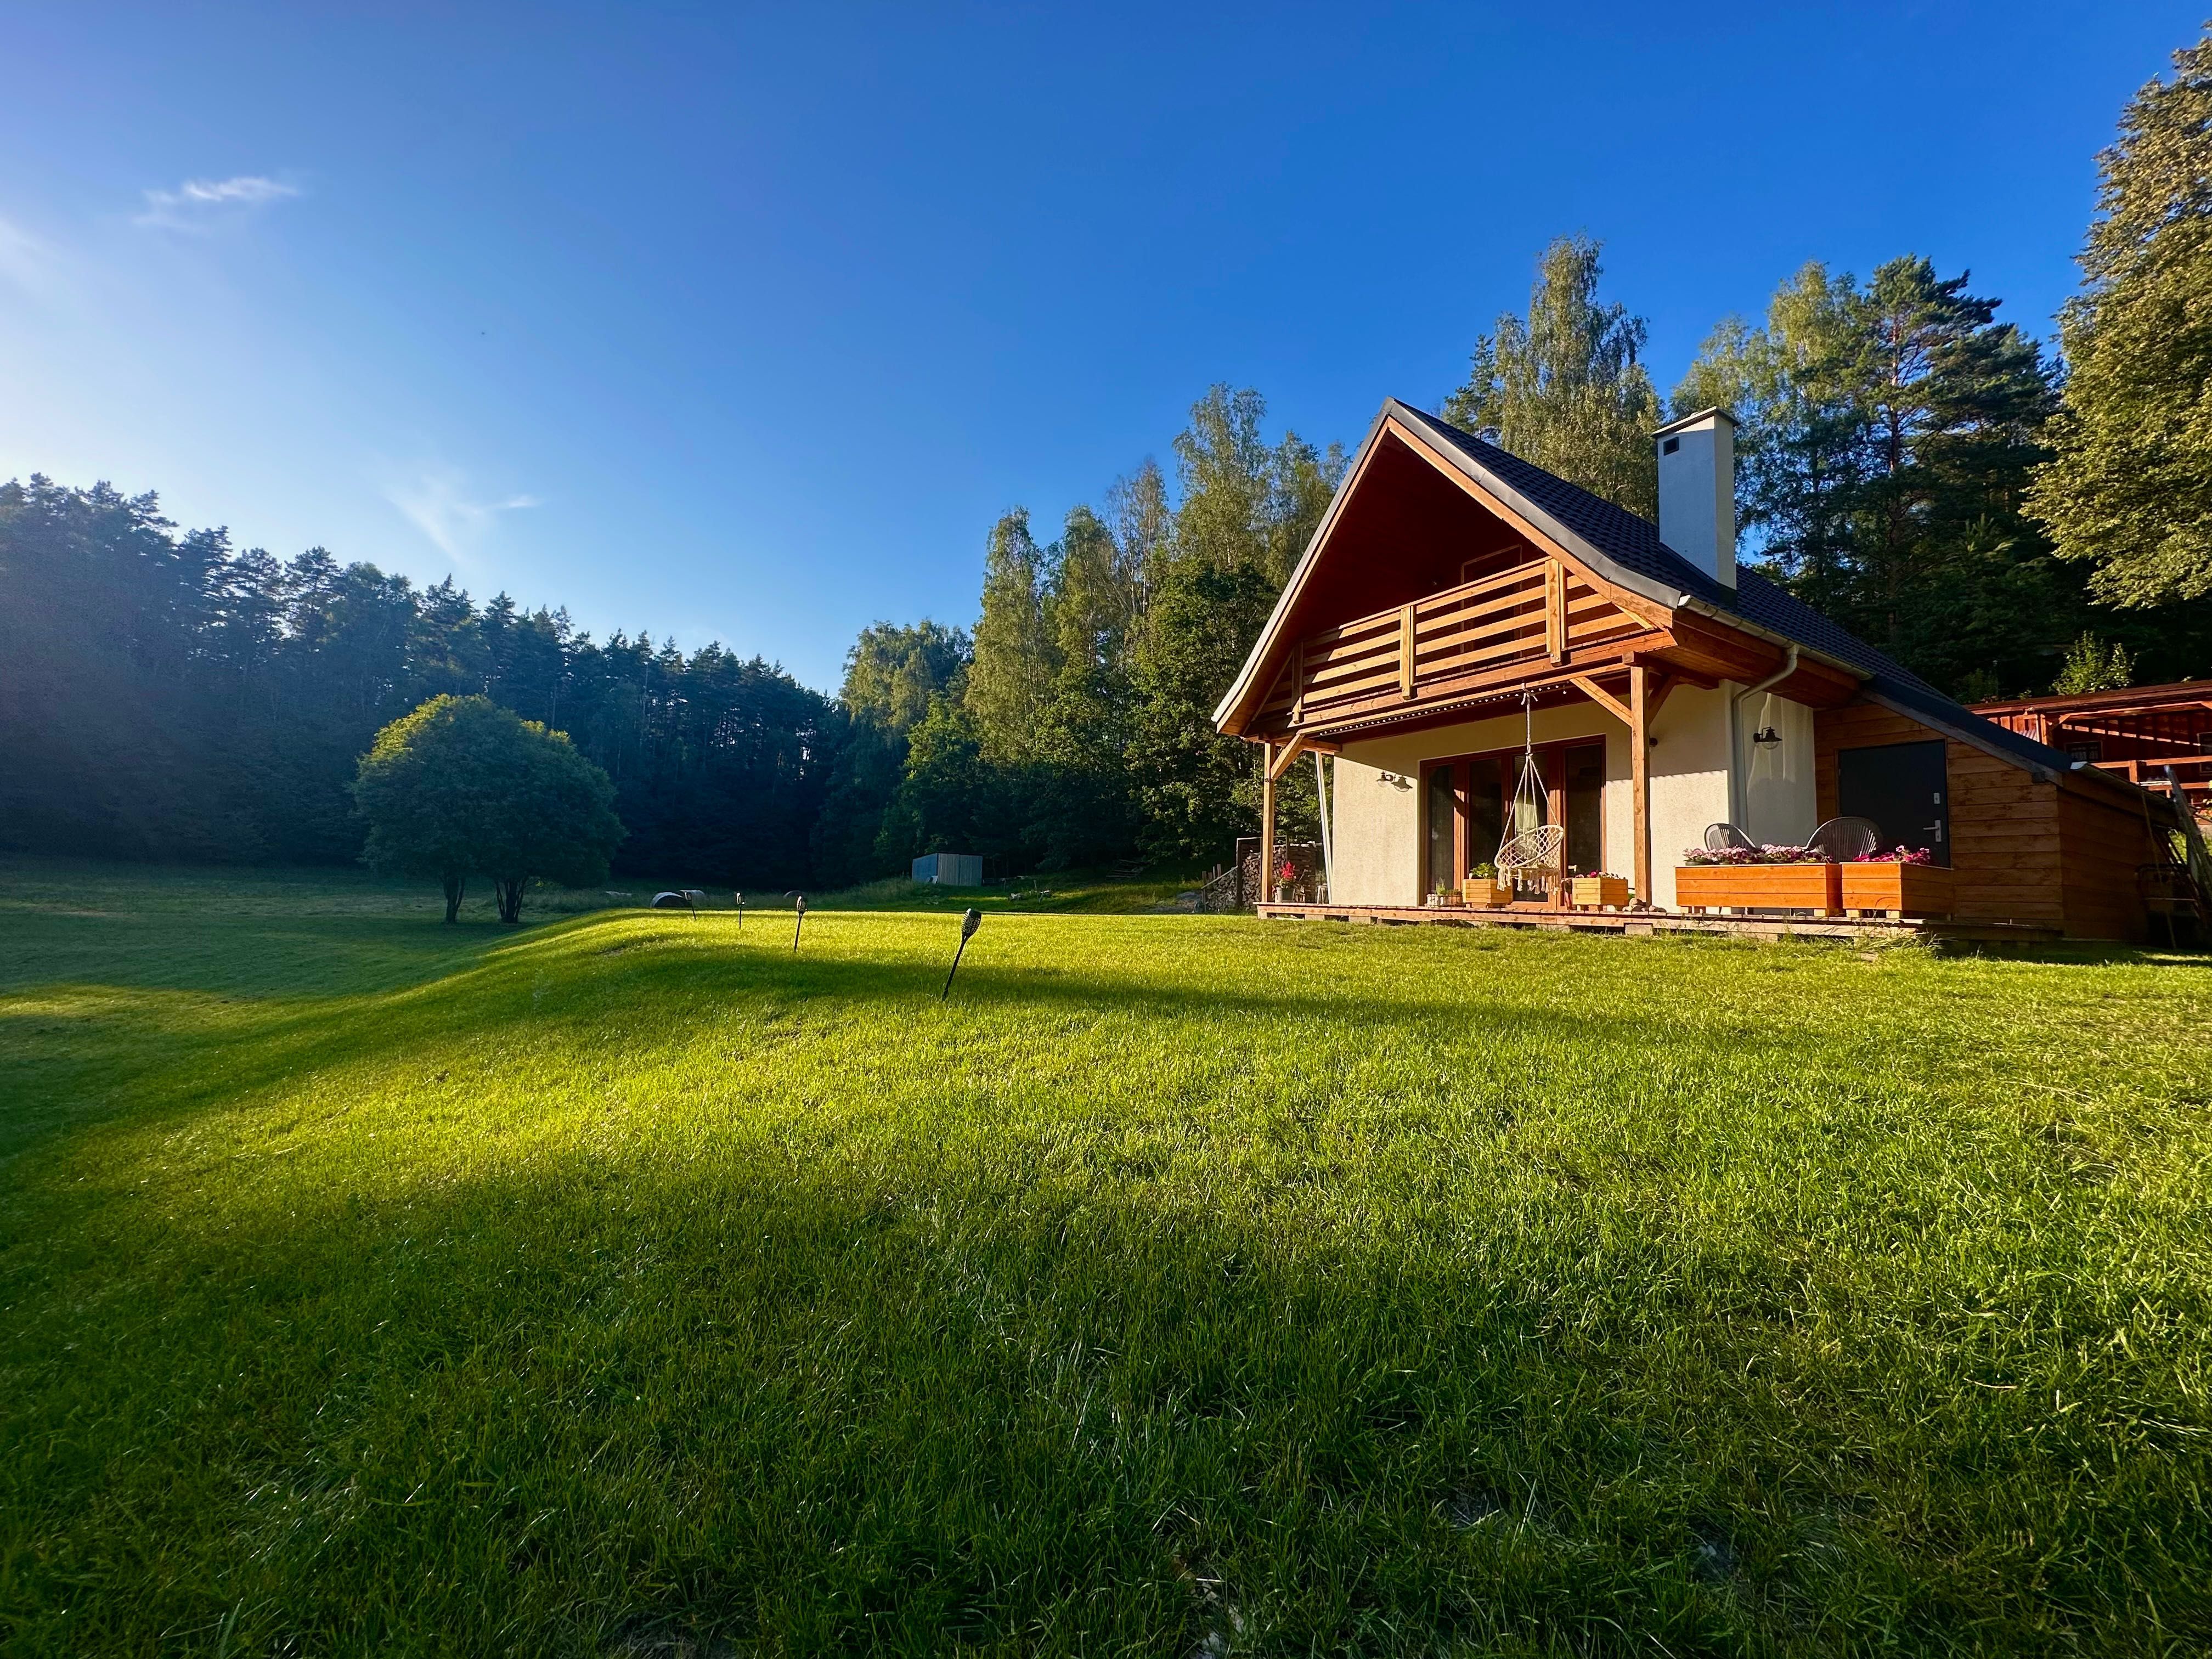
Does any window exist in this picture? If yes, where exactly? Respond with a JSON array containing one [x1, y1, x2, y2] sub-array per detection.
[[1466, 755, 1504, 874], [1425, 766, 1455, 896], [1420, 741, 1593, 897], [1564, 743, 1605, 874], [2066, 740, 2102, 764], [2196, 731, 2212, 754]]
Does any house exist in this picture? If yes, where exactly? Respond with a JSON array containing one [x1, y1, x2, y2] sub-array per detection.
[[1971, 680, 2212, 823], [1212, 400, 2186, 941]]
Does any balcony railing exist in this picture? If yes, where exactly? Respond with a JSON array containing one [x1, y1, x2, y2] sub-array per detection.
[[1258, 557, 1648, 732], [2097, 754, 2212, 806]]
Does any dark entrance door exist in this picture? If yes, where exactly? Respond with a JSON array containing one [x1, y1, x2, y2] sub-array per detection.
[[1836, 739, 1950, 865]]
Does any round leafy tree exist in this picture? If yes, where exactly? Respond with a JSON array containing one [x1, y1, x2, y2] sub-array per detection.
[[353, 695, 624, 922]]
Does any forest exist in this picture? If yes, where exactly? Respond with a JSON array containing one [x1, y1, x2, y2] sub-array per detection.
[[8, 37, 2212, 890]]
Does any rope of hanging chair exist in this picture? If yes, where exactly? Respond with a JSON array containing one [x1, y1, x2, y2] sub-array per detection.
[[1496, 692, 1563, 881]]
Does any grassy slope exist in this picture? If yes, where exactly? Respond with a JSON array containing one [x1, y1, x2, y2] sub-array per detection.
[[2, 861, 2209, 1656]]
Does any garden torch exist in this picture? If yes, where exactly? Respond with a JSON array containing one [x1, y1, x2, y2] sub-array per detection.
[[792, 893, 806, 951], [940, 907, 981, 1000]]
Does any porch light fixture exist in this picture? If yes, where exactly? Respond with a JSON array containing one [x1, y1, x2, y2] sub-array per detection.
[[1751, 726, 1783, 747]]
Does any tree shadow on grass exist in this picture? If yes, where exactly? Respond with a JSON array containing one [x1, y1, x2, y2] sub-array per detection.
[[1, 912, 1950, 1170], [11, 1124, 2198, 1657], [10, 911, 2210, 1650]]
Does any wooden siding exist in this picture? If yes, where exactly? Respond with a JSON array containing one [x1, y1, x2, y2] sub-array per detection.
[[2056, 784, 2160, 943], [1814, 699, 2159, 939], [1814, 702, 2065, 930]]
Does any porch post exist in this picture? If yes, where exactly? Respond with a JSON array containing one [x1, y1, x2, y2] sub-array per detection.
[[1259, 742, 1276, 908], [1629, 663, 1652, 905], [1313, 749, 1334, 902]]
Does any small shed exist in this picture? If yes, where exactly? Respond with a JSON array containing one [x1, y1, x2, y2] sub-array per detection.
[[912, 853, 984, 887]]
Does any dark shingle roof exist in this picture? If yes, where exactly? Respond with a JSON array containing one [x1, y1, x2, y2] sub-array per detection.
[[1395, 402, 2077, 779]]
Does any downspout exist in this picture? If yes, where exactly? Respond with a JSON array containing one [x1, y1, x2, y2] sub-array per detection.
[[1729, 644, 1798, 828], [1313, 749, 1334, 901]]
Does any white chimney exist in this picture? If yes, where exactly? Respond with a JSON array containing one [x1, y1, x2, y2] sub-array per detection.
[[1655, 407, 1737, 589]]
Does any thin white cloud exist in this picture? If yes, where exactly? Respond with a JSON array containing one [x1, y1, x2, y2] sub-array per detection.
[[136, 174, 301, 231], [0, 213, 57, 294], [385, 465, 541, 561]]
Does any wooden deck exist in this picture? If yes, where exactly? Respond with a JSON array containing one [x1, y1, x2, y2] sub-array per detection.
[[1255, 901, 2064, 947]]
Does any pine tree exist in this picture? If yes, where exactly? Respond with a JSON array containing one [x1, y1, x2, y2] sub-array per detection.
[[2030, 26, 2212, 605], [1126, 388, 1342, 860], [1444, 235, 1662, 520], [1677, 257, 2075, 696]]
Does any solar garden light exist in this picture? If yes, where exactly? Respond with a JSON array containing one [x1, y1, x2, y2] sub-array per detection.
[[733, 890, 743, 929], [792, 892, 806, 951], [940, 907, 981, 1001]]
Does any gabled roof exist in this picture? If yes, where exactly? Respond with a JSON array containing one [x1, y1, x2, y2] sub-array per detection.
[[1215, 398, 2089, 785]]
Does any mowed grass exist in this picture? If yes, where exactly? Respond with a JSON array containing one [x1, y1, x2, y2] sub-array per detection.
[[3, 862, 2210, 1655]]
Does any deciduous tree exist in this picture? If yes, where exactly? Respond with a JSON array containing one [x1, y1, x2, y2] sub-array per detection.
[[352, 695, 624, 922], [1444, 235, 1662, 520]]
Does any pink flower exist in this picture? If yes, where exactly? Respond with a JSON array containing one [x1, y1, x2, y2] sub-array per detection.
[[1853, 846, 1934, 865]]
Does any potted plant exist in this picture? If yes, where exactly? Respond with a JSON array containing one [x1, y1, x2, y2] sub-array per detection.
[[1674, 844, 1842, 916], [1273, 859, 1296, 904], [1841, 847, 1954, 918], [1571, 871, 1630, 909], [1463, 862, 1513, 909]]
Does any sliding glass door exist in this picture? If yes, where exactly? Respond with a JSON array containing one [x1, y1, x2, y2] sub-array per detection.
[[1423, 740, 1605, 898]]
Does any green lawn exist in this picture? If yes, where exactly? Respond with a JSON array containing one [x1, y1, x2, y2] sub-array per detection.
[[3, 860, 2209, 1655]]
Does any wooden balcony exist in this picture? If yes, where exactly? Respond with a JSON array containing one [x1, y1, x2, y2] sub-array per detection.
[[1253, 557, 1654, 737], [2096, 755, 2212, 812]]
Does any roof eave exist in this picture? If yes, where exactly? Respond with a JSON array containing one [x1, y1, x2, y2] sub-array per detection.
[[1210, 400, 1400, 732]]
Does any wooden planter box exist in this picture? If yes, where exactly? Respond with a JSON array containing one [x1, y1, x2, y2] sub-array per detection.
[[1841, 861, 1955, 918], [1674, 862, 1842, 916], [1463, 879, 1514, 909], [1571, 875, 1630, 910]]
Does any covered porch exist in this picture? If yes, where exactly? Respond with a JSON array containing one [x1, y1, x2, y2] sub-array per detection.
[[1254, 897, 2064, 946], [1252, 641, 1841, 918]]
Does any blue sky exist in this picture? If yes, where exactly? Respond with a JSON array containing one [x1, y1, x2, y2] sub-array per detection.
[[1, 2, 2197, 691]]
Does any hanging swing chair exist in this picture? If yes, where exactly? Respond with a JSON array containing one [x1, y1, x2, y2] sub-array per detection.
[[1494, 692, 1565, 896]]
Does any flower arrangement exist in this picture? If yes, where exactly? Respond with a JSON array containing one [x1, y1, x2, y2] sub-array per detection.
[[1469, 861, 1497, 879], [1680, 843, 1814, 866], [1853, 845, 1934, 865]]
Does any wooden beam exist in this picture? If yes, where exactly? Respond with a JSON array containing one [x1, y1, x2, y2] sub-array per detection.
[[1289, 640, 1305, 726], [1398, 603, 1416, 698], [1630, 663, 1652, 907], [1643, 670, 1679, 727], [1269, 731, 1346, 782], [1544, 560, 1567, 663], [1569, 674, 1634, 727], [1259, 744, 1277, 907], [1297, 643, 1658, 739]]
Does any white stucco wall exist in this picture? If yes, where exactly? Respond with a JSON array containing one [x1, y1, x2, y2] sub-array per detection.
[[1645, 685, 1731, 907], [1739, 690, 1818, 848], [1322, 684, 1816, 909]]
